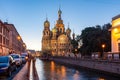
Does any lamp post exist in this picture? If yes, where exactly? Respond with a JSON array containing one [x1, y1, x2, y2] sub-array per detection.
[[102, 44, 105, 53], [75, 49, 77, 58], [102, 44, 106, 59], [75, 49, 77, 53]]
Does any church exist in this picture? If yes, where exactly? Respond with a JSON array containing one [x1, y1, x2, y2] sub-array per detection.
[[42, 8, 74, 56]]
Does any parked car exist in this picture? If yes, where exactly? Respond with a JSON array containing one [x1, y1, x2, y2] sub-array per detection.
[[21, 56, 28, 64], [10, 54, 22, 67], [21, 53, 28, 64], [0, 56, 16, 76]]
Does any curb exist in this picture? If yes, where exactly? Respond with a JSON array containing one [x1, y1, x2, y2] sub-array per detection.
[[13, 61, 31, 80]]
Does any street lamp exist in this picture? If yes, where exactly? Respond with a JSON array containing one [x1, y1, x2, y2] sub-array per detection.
[[75, 49, 77, 54], [17, 36, 21, 41], [102, 44, 106, 59], [102, 44, 105, 53]]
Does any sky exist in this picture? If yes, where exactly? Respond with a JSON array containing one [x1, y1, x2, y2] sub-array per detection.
[[0, 0, 120, 51]]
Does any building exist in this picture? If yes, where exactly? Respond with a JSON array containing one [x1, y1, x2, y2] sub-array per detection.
[[4, 22, 26, 54], [42, 8, 73, 56], [27, 49, 36, 57], [36, 51, 41, 57], [0, 20, 9, 56], [111, 14, 120, 52]]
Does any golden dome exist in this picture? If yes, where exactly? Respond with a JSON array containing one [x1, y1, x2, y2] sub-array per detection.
[[58, 9, 62, 15], [44, 19, 50, 27], [52, 27, 57, 33], [58, 34, 69, 43], [66, 27, 71, 32]]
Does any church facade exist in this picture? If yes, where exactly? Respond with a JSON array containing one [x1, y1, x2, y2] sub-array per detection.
[[42, 9, 74, 56]]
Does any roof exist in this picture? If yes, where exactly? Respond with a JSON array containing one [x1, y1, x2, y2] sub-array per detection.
[[112, 14, 120, 20], [27, 50, 36, 54]]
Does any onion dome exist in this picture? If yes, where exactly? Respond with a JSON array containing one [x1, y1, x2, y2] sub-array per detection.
[[58, 8, 62, 15], [52, 27, 57, 33], [66, 27, 71, 32], [58, 34, 69, 43], [44, 19, 50, 28]]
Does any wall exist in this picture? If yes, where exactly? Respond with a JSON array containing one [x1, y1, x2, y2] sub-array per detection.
[[50, 57, 120, 77]]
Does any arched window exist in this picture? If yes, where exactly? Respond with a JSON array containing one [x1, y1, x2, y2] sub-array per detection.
[[60, 28, 62, 33]]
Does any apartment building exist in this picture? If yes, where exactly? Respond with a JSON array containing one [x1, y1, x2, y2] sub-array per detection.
[[0, 20, 9, 55], [4, 22, 26, 54]]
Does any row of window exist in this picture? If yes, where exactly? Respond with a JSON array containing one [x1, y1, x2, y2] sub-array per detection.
[[0, 34, 9, 45], [52, 49, 71, 52], [0, 25, 9, 37], [59, 43, 70, 46], [58, 49, 71, 52], [44, 31, 50, 35]]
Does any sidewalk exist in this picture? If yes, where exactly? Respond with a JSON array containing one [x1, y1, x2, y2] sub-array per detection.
[[13, 61, 30, 80]]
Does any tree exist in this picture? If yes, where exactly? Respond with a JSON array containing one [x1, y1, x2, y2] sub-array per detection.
[[71, 39, 78, 54], [79, 23, 111, 56]]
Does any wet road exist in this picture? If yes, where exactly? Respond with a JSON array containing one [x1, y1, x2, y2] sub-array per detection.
[[35, 58, 119, 80], [0, 64, 24, 80]]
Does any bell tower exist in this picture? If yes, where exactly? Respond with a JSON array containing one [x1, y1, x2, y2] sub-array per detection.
[[42, 18, 51, 52], [55, 8, 65, 35]]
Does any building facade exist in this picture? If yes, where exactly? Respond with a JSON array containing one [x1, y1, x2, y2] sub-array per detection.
[[4, 22, 26, 54], [42, 9, 73, 56], [0, 20, 9, 56], [111, 15, 120, 52]]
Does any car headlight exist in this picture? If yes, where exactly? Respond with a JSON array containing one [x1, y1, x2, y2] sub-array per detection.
[[1, 67, 8, 70], [25, 56, 28, 60]]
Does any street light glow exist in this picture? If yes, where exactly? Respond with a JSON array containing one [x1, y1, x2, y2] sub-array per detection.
[[17, 36, 21, 40], [102, 44, 105, 49]]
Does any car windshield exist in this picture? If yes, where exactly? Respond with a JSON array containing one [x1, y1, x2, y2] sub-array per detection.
[[21, 56, 25, 58], [11, 55, 19, 59], [0, 57, 8, 63]]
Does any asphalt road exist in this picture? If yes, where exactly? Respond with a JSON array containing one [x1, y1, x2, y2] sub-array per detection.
[[0, 64, 25, 80]]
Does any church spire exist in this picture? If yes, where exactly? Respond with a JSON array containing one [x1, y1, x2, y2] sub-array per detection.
[[46, 13, 48, 21], [58, 7, 62, 20], [72, 29, 75, 40]]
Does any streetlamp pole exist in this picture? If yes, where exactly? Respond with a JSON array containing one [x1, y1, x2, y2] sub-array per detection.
[[102, 44, 105, 58], [102, 44, 105, 53]]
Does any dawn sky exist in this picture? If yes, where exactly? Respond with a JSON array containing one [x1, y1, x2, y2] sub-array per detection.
[[0, 0, 120, 51]]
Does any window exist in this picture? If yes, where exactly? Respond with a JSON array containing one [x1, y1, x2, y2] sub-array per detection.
[[6, 30, 9, 38], [3, 37, 5, 44], [60, 28, 62, 33], [3, 28, 6, 35], [0, 35, 2, 43], [118, 43, 120, 52], [6, 39, 9, 45], [0, 26, 2, 33]]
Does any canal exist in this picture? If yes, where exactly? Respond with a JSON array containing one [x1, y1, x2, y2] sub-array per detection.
[[35, 58, 119, 80]]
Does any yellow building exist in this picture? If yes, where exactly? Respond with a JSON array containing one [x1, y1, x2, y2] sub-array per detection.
[[42, 8, 73, 56], [111, 14, 120, 52]]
